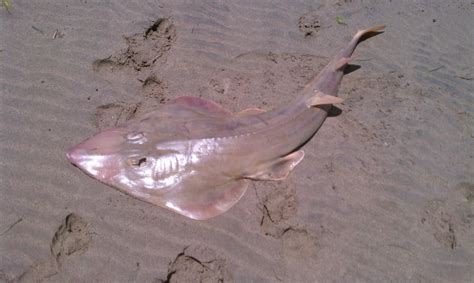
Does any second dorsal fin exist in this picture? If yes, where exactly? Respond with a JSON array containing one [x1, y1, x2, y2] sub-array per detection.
[[306, 91, 344, 107]]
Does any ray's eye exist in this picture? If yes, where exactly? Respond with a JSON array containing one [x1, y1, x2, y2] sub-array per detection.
[[129, 157, 147, 167]]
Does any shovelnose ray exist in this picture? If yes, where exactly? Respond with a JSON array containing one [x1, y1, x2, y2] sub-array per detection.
[[67, 25, 385, 220]]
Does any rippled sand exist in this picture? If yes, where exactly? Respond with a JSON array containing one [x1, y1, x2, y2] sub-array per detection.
[[1, 1, 473, 282]]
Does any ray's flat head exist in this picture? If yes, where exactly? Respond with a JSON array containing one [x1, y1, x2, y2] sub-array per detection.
[[66, 127, 155, 188]]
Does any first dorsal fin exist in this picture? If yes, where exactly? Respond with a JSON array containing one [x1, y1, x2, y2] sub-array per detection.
[[236, 107, 266, 117], [169, 96, 233, 117]]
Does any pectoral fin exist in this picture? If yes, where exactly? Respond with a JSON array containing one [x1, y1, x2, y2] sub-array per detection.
[[244, 150, 305, 181], [306, 91, 344, 107], [161, 179, 249, 220]]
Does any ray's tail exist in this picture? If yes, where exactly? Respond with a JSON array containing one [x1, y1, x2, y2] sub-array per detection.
[[303, 25, 385, 107]]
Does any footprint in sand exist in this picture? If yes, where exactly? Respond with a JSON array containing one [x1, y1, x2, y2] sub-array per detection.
[[140, 73, 169, 99], [281, 227, 319, 260], [254, 180, 319, 269], [421, 182, 473, 249], [93, 18, 176, 74], [94, 102, 142, 130], [254, 181, 299, 238], [17, 214, 92, 282], [91, 18, 175, 130], [157, 246, 232, 283], [297, 8, 333, 38], [50, 213, 92, 262]]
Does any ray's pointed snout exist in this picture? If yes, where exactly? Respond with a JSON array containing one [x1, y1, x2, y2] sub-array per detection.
[[65, 127, 129, 180], [66, 127, 128, 160], [66, 135, 101, 166], [66, 146, 86, 166]]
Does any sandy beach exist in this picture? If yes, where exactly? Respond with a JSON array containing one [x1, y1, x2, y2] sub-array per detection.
[[1, 0, 473, 282]]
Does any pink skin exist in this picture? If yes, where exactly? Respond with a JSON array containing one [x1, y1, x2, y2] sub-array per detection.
[[67, 25, 385, 220], [67, 128, 128, 181]]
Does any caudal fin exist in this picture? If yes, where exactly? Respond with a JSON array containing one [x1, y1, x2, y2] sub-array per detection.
[[340, 25, 385, 58]]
